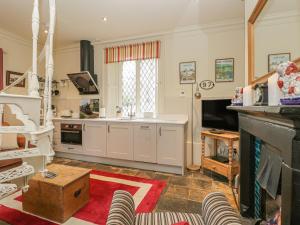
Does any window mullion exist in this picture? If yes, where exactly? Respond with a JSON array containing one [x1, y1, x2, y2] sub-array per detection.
[[136, 61, 141, 115], [118, 62, 123, 109], [155, 59, 159, 114]]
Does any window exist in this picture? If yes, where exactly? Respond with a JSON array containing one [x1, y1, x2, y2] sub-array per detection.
[[120, 59, 158, 116]]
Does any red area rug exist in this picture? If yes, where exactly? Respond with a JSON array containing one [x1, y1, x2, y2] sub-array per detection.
[[0, 169, 166, 225]]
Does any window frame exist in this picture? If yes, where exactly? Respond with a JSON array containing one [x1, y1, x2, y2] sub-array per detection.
[[118, 59, 159, 116]]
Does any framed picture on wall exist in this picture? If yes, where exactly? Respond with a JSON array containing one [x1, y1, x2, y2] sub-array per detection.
[[268, 53, 291, 72], [179, 61, 196, 84], [6, 70, 25, 87], [215, 58, 234, 82]]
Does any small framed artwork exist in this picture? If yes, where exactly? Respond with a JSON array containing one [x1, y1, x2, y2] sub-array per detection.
[[179, 61, 196, 84], [268, 53, 291, 72], [6, 70, 25, 87], [215, 58, 234, 82]]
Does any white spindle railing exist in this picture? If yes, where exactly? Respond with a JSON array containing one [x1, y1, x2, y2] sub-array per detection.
[[0, 45, 47, 94], [0, 0, 56, 198], [43, 41, 50, 126], [1, 0, 56, 129], [45, 0, 56, 127], [30, 0, 40, 97], [0, 0, 55, 199]]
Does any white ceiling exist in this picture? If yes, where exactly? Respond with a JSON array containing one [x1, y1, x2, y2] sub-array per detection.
[[0, 0, 245, 47]]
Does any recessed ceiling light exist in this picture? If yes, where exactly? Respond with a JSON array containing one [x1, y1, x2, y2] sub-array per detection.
[[102, 17, 108, 22]]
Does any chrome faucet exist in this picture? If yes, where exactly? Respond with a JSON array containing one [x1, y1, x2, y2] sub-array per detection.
[[128, 103, 135, 119]]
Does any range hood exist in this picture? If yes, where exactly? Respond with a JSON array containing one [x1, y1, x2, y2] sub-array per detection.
[[67, 71, 99, 95], [68, 40, 99, 95]]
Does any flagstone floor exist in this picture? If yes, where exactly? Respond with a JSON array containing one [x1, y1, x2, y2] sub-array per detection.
[[0, 156, 254, 225], [52, 157, 238, 214]]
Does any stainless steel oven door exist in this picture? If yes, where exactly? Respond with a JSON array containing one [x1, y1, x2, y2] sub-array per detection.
[[61, 124, 82, 145]]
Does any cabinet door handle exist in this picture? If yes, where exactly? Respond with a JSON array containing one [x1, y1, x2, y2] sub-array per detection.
[[140, 125, 149, 129], [159, 127, 162, 136], [83, 123, 86, 131], [108, 125, 110, 133]]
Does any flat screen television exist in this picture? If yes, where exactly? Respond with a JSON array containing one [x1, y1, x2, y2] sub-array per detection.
[[202, 99, 238, 132]]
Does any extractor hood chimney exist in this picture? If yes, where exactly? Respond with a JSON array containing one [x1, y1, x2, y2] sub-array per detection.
[[80, 40, 95, 82]]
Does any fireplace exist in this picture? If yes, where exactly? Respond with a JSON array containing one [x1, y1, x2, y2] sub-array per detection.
[[228, 106, 300, 225]]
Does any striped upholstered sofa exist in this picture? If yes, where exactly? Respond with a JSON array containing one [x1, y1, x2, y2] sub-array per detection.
[[106, 191, 242, 225]]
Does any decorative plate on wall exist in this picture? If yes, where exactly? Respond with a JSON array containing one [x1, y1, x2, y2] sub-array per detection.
[[199, 80, 215, 90]]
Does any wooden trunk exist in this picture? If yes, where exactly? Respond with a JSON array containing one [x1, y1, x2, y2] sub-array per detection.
[[22, 164, 90, 223]]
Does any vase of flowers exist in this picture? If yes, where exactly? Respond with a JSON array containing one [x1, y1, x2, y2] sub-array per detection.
[[277, 61, 300, 105], [231, 87, 243, 106]]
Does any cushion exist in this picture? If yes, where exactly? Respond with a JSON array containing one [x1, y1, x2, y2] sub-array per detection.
[[202, 192, 241, 225], [0, 122, 18, 150], [0, 133, 19, 150], [0, 121, 22, 171], [135, 212, 204, 225], [106, 190, 136, 225]]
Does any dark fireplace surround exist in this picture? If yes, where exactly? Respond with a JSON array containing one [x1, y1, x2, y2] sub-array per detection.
[[228, 106, 300, 225]]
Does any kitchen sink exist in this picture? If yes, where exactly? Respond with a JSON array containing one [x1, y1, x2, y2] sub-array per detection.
[[116, 117, 137, 121]]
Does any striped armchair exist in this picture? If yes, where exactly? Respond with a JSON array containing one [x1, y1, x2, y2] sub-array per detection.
[[107, 191, 242, 225]]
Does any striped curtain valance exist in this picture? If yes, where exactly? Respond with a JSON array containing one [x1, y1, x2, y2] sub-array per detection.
[[105, 40, 160, 64]]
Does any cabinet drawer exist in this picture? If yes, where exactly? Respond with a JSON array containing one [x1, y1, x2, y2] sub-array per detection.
[[202, 157, 228, 177], [61, 144, 83, 154]]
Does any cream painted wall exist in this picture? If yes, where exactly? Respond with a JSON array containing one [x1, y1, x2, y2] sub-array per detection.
[[0, 20, 245, 166], [0, 29, 33, 125], [52, 47, 101, 113], [101, 24, 244, 165], [245, 0, 259, 19], [245, 0, 300, 83], [0, 28, 32, 95], [52, 22, 245, 166], [254, 12, 300, 77], [152, 27, 245, 165], [244, 0, 259, 85]]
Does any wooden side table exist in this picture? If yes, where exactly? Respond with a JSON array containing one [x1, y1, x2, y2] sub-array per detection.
[[201, 130, 240, 186]]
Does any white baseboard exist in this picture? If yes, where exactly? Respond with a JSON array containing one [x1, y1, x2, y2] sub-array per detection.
[[55, 152, 184, 175]]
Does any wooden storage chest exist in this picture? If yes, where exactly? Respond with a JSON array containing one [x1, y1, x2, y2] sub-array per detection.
[[22, 164, 90, 223]]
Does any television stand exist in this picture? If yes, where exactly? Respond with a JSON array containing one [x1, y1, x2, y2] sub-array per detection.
[[200, 130, 240, 186], [209, 129, 225, 134]]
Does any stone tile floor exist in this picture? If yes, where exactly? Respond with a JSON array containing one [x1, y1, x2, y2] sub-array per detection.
[[52, 157, 238, 213], [0, 157, 254, 225]]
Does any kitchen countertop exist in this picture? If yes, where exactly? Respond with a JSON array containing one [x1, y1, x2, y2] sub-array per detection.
[[53, 114, 188, 125]]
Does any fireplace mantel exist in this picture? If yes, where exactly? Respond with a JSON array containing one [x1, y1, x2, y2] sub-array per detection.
[[228, 105, 300, 126], [228, 105, 300, 225]]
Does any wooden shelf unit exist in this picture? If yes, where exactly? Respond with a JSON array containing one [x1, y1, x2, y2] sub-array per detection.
[[201, 130, 240, 186]]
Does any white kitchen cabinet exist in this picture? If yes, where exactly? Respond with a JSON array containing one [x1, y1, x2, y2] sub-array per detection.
[[157, 124, 184, 166], [83, 121, 107, 157], [107, 122, 133, 160], [53, 117, 187, 175], [133, 123, 157, 163]]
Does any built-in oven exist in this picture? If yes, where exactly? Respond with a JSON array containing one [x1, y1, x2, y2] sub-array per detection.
[[61, 123, 82, 145]]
